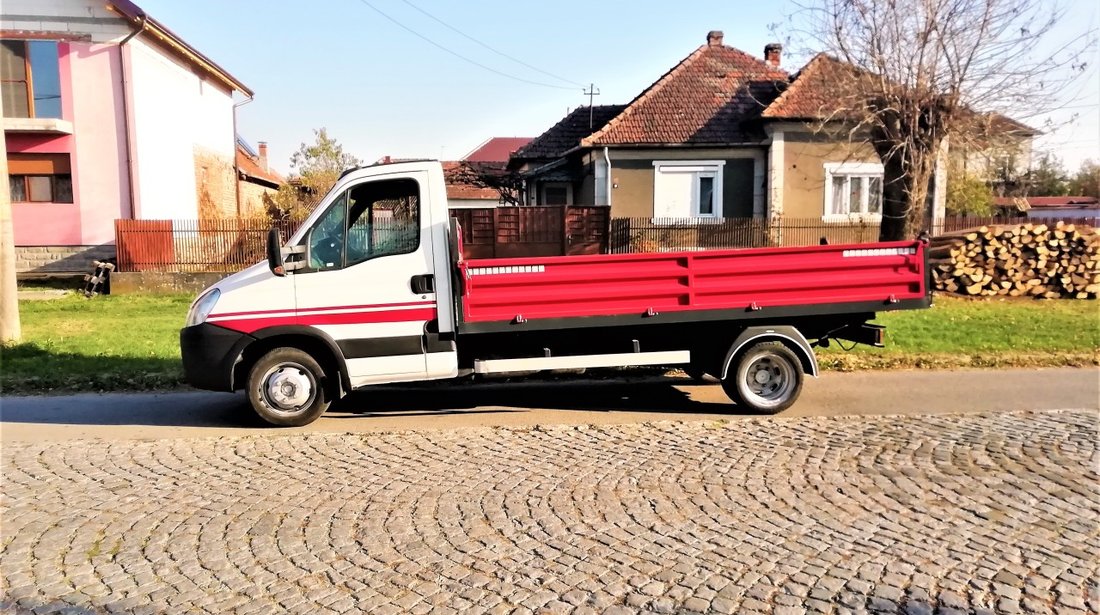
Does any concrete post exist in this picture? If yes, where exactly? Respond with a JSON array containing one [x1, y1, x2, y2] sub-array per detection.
[[1, 129, 22, 342]]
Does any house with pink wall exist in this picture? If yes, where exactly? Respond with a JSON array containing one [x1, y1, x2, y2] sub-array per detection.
[[1, 0, 253, 273]]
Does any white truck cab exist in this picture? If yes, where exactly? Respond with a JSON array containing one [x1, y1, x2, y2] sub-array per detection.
[[182, 161, 461, 424]]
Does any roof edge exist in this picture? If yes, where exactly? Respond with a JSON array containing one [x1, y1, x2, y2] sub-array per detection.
[[581, 45, 710, 147], [107, 0, 253, 97]]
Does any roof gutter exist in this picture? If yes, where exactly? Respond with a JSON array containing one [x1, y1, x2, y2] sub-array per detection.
[[232, 96, 255, 217], [603, 147, 612, 209], [118, 14, 147, 220]]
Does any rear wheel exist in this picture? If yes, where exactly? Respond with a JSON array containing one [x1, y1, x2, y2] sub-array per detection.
[[721, 341, 803, 414], [247, 348, 331, 427]]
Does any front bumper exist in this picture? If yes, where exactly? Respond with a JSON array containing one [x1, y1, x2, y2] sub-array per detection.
[[180, 323, 254, 392]]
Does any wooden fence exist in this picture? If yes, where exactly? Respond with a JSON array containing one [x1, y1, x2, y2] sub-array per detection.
[[450, 206, 609, 259]]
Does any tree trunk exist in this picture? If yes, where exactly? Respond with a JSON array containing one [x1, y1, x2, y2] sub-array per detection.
[[1, 130, 21, 343], [874, 136, 938, 242]]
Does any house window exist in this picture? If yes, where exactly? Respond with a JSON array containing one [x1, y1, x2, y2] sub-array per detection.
[[653, 161, 725, 218], [823, 162, 884, 221], [9, 174, 73, 203], [0, 39, 63, 119], [7, 154, 73, 203], [540, 182, 572, 206]]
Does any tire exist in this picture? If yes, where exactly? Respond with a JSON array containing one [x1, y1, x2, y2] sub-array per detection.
[[247, 347, 331, 427], [721, 341, 803, 414]]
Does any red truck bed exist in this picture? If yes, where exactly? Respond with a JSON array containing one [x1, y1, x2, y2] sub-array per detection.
[[456, 241, 929, 332]]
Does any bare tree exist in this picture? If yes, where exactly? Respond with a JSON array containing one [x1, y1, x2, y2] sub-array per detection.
[[796, 0, 1091, 240], [444, 161, 524, 206]]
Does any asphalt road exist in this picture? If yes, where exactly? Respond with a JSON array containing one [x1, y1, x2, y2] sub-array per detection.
[[1, 367, 1096, 443]]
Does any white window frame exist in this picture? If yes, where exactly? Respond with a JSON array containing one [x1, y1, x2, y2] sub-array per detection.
[[652, 160, 725, 220], [823, 162, 884, 222], [540, 182, 573, 206]]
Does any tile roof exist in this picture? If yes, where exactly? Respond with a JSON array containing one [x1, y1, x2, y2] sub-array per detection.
[[464, 137, 533, 163], [761, 53, 862, 120], [512, 105, 627, 160], [763, 54, 1039, 137], [236, 144, 284, 187], [582, 41, 788, 146]]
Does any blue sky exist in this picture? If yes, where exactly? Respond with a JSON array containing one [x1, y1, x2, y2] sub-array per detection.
[[141, 0, 1098, 174]]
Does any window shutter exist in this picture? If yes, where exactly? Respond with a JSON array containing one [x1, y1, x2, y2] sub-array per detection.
[[8, 153, 71, 175]]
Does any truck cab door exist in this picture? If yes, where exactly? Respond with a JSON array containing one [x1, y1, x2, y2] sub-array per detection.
[[291, 172, 443, 387]]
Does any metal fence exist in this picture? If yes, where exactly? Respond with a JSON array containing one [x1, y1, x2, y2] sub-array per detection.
[[114, 206, 611, 272], [938, 214, 1099, 233], [116, 213, 1098, 272], [609, 215, 1099, 253], [115, 218, 304, 272]]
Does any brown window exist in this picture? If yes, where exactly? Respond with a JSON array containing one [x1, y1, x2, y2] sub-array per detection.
[[1, 39, 62, 119], [7, 153, 73, 203]]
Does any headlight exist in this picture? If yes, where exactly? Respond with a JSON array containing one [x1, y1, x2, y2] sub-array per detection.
[[185, 289, 221, 327]]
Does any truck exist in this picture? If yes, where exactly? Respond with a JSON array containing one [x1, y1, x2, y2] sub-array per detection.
[[180, 160, 932, 426]]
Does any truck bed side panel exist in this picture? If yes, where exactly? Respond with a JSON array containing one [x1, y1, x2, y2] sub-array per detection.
[[458, 241, 927, 325]]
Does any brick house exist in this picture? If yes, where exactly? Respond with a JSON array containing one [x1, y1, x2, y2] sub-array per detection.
[[236, 138, 284, 216], [2, 0, 253, 272]]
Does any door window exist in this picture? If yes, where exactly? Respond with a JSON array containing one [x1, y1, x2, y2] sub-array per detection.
[[306, 178, 420, 271]]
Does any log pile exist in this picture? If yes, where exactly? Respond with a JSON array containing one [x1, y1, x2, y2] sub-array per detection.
[[930, 222, 1099, 299]]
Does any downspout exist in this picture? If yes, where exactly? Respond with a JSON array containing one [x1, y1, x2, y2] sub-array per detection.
[[603, 147, 612, 209], [118, 14, 147, 220], [232, 96, 254, 217]]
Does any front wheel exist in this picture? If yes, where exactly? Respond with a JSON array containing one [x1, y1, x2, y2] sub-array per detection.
[[721, 341, 803, 414], [247, 348, 331, 427]]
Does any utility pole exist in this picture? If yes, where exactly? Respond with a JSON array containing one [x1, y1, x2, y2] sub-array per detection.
[[583, 83, 600, 129], [1, 129, 21, 343]]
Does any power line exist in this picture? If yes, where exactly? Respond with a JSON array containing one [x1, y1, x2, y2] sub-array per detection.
[[352, 0, 579, 91], [397, 0, 586, 89]]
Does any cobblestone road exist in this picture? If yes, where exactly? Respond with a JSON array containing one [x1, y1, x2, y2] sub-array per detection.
[[2, 410, 1097, 615]]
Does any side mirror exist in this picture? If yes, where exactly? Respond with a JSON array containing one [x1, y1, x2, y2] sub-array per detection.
[[267, 227, 285, 276]]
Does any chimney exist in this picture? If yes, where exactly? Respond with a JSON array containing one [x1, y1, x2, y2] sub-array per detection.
[[257, 141, 269, 171], [707, 30, 724, 47], [764, 43, 782, 68]]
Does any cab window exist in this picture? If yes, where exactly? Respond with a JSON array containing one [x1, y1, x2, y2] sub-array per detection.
[[306, 177, 420, 271]]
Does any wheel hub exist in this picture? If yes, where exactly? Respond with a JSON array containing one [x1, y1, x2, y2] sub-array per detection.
[[264, 366, 313, 410], [745, 356, 789, 400]]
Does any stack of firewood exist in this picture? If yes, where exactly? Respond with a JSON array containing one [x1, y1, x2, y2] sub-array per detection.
[[929, 222, 1099, 298]]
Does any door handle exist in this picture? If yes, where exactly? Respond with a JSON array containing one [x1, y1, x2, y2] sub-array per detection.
[[411, 274, 435, 294]]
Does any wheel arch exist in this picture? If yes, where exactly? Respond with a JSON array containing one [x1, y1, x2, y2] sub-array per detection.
[[720, 325, 818, 380], [234, 326, 351, 397]]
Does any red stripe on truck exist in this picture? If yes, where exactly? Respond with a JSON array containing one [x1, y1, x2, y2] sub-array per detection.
[[208, 306, 438, 334], [210, 300, 434, 319]]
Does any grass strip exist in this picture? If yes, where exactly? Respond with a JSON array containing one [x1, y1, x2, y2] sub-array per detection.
[[2, 292, 1096, 394]]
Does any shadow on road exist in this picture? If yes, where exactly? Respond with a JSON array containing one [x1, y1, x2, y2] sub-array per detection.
[[0, 377, 738, 430], [336, 377, 733, 417]]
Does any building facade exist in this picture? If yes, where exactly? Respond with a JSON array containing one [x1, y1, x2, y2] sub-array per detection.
[[2, 0, 252, 272]]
